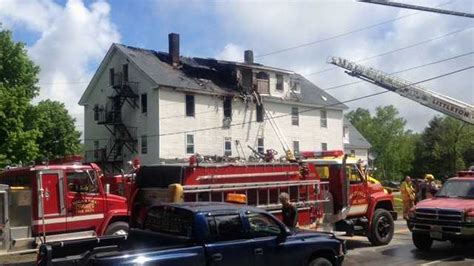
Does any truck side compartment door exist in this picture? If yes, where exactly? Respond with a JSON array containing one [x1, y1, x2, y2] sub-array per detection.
[[247, 212, 305, 266], [64, 170, 105, 233], [204, 214, 254, 266], [34, 171, 66, 235]]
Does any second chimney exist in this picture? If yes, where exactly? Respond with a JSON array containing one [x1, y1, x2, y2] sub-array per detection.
[[244, 50, 254, 64], [168, 33, 180, 66]]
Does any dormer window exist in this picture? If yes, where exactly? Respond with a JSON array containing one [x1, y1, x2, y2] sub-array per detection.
[[276, 74, 283, 91]]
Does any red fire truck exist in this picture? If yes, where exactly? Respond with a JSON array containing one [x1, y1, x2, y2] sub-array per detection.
[[0, 160, 129, 254], [129, 150, 397, 245]]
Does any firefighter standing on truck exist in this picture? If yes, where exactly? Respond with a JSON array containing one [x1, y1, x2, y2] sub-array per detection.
[[280, 192, 298, 228], [400, 176, 415, 219]]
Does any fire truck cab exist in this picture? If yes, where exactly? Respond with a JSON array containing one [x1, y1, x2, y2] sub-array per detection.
[[0, 162, 129, 254], [302, 150, 397, 245]]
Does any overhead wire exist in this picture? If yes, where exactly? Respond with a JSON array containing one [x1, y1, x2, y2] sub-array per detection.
[[322, 51, 474, 91], [255, 1, 454, 58], [303, 26, 474, 77]]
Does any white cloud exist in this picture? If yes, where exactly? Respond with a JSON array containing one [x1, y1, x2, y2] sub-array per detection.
[[0, 0, 120, 136], [213, 0, 474, 131]]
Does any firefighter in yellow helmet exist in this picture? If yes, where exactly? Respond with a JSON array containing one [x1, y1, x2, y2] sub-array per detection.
[[400, 176, 416, 220]]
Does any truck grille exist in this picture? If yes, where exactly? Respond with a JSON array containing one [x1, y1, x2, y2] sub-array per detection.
[[414, 208, 464, 233]]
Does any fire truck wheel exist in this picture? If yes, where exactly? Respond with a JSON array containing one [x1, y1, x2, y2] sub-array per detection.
[[105, 221, 129, 236], [368, 209, 394, 246], [308, 257, 332, 266], [412, 233, 433, 251]]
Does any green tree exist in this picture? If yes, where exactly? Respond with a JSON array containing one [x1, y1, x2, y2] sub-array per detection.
[[412, 116, 474, 179], [0, 29, 41, 165], [26, 100, 82, 160], [0, 28, 82, 166], [346, 105, 416, 180]]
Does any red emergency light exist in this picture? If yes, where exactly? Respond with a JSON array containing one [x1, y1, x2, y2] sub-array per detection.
[[300, 150, 344, 159]]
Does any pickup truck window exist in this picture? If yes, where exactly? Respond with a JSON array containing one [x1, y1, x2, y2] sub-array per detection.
[[145, 207, 194, 237], [207, 214, 245, 241], [248, 213, 282, 237], [437, 180, 474, 198]]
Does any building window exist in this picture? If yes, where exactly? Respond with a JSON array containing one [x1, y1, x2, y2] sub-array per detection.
[[224, 97, 232, 119], [293, 141, 300, 154], [186, 94, 195, 117], [109, 68, 115, 86], [257, 138, 264, 154], [122, 64, 128, 82], [224, 137, 232, 156], [321, 142, 328, 151], [291, 107, 299, 126], [141, 135, 148, 154], [186, 134, 194, 154], [93, 141, 99, 159], [276, 74, 283, 91], [93, 104, 99, 121], [141, 93, 147, 113], [256, 104, 264, 122], [256, 71, 270, 94], [320, 110, 327, 128]]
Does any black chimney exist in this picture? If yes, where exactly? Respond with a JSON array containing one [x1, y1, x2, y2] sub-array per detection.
[[168, 33, 180, 66], [244, 50, 253, 64]]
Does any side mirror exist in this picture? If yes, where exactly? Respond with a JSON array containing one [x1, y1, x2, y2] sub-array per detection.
[[105, 183, 110, 195]]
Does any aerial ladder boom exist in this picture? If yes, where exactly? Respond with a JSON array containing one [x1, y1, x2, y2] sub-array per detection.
[[328, 56, 474, 125]]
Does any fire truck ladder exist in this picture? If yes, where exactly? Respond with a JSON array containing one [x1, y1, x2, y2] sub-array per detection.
[[182, 180, 330, 212], [263, 107, 296, 161], [234, 140, 247, 159], [328, 56, 474, 125]]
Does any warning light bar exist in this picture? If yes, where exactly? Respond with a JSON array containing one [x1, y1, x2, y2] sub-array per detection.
[[226, 193, 247, 204], [300, 150, 344, 159]]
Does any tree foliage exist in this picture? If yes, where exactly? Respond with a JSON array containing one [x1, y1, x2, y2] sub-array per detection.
[[26, 100, 81, 160], [346, 106, 417, 181], [412, 116, 473, 179], [0, 29, 81, 166]]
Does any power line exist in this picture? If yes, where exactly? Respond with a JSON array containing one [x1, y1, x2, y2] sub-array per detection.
[[322, 51, 474, 91], [83, 65, 472, 141], [255, 1, 453, 58], [304, 26, 473, 77]]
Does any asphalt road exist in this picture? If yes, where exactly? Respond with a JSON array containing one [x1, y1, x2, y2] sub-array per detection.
[[341, 220, 474, 266]]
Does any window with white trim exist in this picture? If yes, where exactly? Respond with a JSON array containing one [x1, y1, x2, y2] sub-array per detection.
[[224, 137, 232, 156], [186, 134, 195, 154], [141, 135, 148, 154], [320, 110, 327, 128], [291, 107, 299, 126], [257, 138, 264, 154], [321, 142, 328, 151]]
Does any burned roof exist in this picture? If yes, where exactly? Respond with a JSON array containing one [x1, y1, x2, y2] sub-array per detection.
[[111, 44, 347, 109]]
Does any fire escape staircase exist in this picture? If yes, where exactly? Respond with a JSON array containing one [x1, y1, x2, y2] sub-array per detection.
[[97, 72, 139, 163]]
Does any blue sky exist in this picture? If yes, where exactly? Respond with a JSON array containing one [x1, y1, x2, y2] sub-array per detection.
[[1, 0, 473, 132]]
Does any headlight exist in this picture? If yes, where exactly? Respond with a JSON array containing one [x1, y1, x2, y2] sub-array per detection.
[[466, 212, 474, 223]]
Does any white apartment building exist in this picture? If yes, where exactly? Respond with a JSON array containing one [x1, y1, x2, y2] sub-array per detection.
[[79, 33, 348, 172]]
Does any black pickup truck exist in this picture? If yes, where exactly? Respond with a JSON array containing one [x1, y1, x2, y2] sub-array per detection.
[[37, 202, 346, 266]]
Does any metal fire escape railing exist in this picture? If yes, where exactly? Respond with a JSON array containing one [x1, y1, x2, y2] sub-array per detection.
[[96, 72, 139, 163]]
